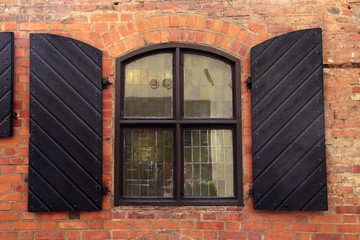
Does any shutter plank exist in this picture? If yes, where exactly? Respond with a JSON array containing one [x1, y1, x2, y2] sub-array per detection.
[[29, 34, 102, 212], [0, 32, 14, 137], [251, 28, 327, 211]]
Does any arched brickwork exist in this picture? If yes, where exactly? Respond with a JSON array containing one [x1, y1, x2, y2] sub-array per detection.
[[100, 14, 264, 76]]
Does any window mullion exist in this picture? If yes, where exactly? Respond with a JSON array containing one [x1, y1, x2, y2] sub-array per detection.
[[175, 47, 182, 202]]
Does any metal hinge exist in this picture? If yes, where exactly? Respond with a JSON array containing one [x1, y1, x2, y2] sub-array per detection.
[[249, 188, 254, 197], [246, 77, 252, 90], [102, 77, 112, 89], [101, 185, 109, 195]]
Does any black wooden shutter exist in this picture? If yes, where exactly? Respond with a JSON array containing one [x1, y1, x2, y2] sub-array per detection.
[[28, 34, 103, 212], [250, 28, 327, 210], [0, 32, 14, 137]]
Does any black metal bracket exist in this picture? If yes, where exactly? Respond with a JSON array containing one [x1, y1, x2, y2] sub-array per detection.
[[246, 77, 252, 90], [12, 112, 18, 120], [249, 188, 254, 197], [102, 77, 112, 89], [101, 185, 109, 195]]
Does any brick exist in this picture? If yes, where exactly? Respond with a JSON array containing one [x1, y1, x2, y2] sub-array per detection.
[[91, 14, 118, 22], [66, 231, 80, 239], [0, 212, 18, 221], [224, 9, 251, 17], [35, 232, 65, 239], [265, 232, 293, 240], [219, 232, 246, 239], [49, 23, 63, 30], [337, 225, 360, 232], [218, 213, 246, 221], [105, 221, 133, 229], [343, 215, 357, 223], [127, 230, 155, 239], [37, 212, 66, 220], [249, 25, 265, 33], [0, 203, 12, 211], [330, 130, 359, 138], [272, 222, 288, 232], [264, 214, 293, 222], [59, 221, 88, 230], [289, 224, 318, 232], [90, 222, 103, 229], [196, 222, 224, 230], [151, 220, 179, 229], [312, 234, 341, 240], [20, 22, 47, 30], [66, 23, 92, 31], [243, 222, 271, 231], [0, 232, 17, 240], [83, 211, 111, 220], [83, 232, 110, 239], [311, 215, 341, 223], [43, 222, 57, 230], [203, 213, 216, 220], [268, 26, 293, 33], [4, 22, 17, 30], [13, 222, 41, 230]]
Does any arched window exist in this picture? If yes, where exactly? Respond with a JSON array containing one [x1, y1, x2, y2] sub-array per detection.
[[114, 44, 242, 206]]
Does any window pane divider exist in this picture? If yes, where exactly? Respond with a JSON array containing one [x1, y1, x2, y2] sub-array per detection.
[[119, 119, 237, 125], [175, 47, 182, 202]]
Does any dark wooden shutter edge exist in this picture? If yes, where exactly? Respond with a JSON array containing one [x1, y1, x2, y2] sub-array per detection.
[[0, 32, 14, 137]]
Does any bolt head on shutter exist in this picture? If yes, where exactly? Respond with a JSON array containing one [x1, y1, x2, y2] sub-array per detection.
[[28, 34, 103, 212], [0, 32, 14, 137], [250, 28, 327, 211]]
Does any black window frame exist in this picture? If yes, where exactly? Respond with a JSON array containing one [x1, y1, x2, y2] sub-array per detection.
[[114, 43, 242, 206]]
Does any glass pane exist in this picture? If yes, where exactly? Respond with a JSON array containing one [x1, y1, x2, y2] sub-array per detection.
[[184, 129, 234, 197], [123, 129, 173, 197], [184, 54, 233, 118], [124, 53, 173, 118]]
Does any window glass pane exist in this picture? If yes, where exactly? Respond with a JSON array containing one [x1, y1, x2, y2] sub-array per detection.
[[184, 129, 234, 197], [123, 129, 173, 197], [184, 54, 233, 118], [124, 53, 173, 118]]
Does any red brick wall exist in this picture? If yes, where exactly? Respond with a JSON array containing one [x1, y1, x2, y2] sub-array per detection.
[[0, 0, 360, 239]]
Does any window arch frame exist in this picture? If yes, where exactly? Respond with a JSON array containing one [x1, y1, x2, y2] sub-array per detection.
[[114, 43, 243, 206]]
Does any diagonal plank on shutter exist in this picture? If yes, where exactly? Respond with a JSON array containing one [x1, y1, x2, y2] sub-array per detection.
[[251, 28, 327, 210], [0, 32, 14, 137], [28, 34, 103, 212]]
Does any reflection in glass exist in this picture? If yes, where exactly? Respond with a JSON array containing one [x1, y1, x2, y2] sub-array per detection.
[[124, 53, 173, 118], [123, 129, 173, 197], [184, 54, 233, 118], [184, 129, 234, 197]]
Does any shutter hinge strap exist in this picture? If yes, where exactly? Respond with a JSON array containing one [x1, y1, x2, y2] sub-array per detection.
[[246, 77, 252, 90], [102, 77, 112, 89]]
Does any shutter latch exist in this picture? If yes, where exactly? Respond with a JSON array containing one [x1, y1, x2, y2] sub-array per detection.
[[246, 77, 252, 90], [12, 112, 18, 120], [102, 77, 112, 89]]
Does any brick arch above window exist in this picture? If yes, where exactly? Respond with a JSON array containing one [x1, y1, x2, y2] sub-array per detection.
[[100, 14, 261, 62]]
